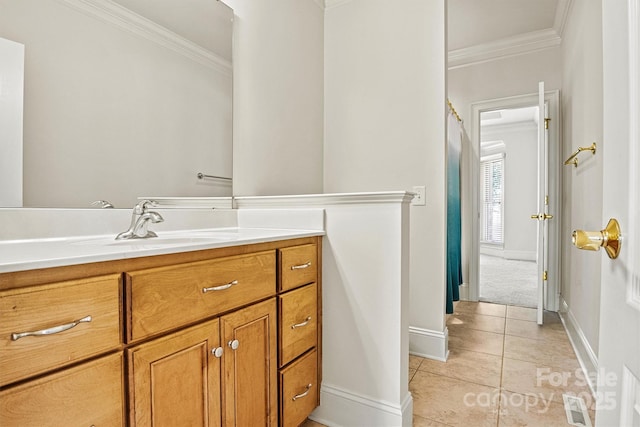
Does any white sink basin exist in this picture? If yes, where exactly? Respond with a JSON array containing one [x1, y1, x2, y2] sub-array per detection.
[[72, 234, 230, 248]]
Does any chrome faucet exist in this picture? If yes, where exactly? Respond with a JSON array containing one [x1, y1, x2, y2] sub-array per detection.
[[91, 200, 114, 208], [115, 200, 164, 240]]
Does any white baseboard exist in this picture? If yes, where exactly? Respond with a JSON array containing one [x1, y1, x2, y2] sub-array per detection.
[[310, 383, 413, 427], [409, 326, 449, 361], [559, 297, 598, 395]]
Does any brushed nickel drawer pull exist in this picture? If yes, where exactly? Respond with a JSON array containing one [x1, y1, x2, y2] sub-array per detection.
[[291, 262, 311, 270], [11, 315, 92, 341], [202, 280, 238, 293], [292, 384, 313, 401], [291, 316, 312, 329]]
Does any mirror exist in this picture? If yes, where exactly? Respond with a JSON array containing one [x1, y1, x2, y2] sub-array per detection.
[[0, 0, 233, 208]]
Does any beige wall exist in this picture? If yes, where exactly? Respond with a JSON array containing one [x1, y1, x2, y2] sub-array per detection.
[[0, 0, 233, 208], [227, 0, 324, 197], [324, 0, 448, 349], [560, 0, 603, 357]]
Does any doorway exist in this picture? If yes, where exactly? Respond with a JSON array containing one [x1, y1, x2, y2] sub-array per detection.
[[478, 105, 539, 308], [468, 90, 561, 314]]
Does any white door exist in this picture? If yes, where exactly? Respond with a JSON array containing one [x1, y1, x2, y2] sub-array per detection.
[[594, 1, 640, 425], [534, 81, 550, 325]]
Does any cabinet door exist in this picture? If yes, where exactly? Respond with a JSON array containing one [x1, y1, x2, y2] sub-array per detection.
[[221, 298, 277, 427], [128, 319, 222, 427]]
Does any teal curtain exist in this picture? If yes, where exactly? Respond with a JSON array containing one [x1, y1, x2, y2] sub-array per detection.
[[446, 112, 463, 314]]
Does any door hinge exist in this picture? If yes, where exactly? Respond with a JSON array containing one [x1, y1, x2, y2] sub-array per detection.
[[543, 271, 548, 281], [545, 195, 549, 206], [544, 118, 551, 129]]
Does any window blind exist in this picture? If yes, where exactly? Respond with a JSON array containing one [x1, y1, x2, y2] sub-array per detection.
[[480, 154, 504, 245]]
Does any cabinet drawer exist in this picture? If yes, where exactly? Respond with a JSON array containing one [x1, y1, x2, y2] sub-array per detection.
[[0, 274, 122, 386], [127, 251, 276, 342], [279, 244, 317, 292], [279, 349, 318, 427], [279, 283, 317, 367], [0, 352, 125, 427]]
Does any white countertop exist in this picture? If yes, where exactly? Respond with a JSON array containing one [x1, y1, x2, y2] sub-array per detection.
[[0, 227, 324, 274]]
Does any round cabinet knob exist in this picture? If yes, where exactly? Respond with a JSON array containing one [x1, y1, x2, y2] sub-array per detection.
[[228, 339, 239, 350], [211, 347, 224, 358]]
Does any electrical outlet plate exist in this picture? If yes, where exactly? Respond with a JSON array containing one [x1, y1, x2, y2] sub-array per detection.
[[412, 186, 426, 206]]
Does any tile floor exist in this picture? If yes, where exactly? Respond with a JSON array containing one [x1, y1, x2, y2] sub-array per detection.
[[410, 301, 595, 427], [303, 301, 595, 427]]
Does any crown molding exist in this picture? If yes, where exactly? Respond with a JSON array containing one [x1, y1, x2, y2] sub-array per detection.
[[55, 0, 232, 76], [553, 0, 573, 38], [448, 28, 561, 70]]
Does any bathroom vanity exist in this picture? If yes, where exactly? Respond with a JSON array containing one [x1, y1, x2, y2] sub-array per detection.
[[0, 230, 322, 427]]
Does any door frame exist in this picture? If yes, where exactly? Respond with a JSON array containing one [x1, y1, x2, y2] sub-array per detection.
[[466, 90, 561, 311]]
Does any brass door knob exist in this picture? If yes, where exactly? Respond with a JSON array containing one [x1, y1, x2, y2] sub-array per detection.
[[572, 218, 621, 259]]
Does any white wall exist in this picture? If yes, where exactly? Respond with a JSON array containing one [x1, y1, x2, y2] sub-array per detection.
[[0, 0, 232, 208], [481, 122, 538, 260], [226, 0, 324, 197], [448, 48, 562, 287], [324, 0, 448, 358], [559, 0, 603, 363], [235, 194, 414, 426], [448, 48, 562, 122]]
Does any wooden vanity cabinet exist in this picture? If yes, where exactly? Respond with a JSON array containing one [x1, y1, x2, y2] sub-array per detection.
[[220, 298, 278, 427], [127, 318, 222, 427], [0, 273, 125, 427], [0, 274, 122, 387], [277, 243, 321, 427], [0, 352, 125, 427], [127, 299, 277, 427], [0, 236, 321, 427]]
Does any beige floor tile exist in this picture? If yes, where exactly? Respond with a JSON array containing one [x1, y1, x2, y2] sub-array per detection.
[[455, 301, 507, 318], [506, 306, 537, 322], [411, 354, 425, 370], [419, 347, 503, 388], [505, 318, 569, 342], [498, 391, 572, 426], [447, 312, 506, 334], [502, 357, 593, 407], [448, 324, 505, 356], [413, 414, 453, 426], [504, 335, 581, 373], [410, 368, 417, 382], [411, 371, 499, 427]]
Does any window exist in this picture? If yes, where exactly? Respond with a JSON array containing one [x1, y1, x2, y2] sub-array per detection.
[[480, 153, 504, 245]]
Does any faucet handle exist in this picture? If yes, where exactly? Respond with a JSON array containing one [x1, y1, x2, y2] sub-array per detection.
[[91, 200, 114, 208], [134, 199, 157, 214]]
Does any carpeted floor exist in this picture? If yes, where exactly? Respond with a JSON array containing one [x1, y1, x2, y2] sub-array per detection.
[[479, 254, 537, 308]]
